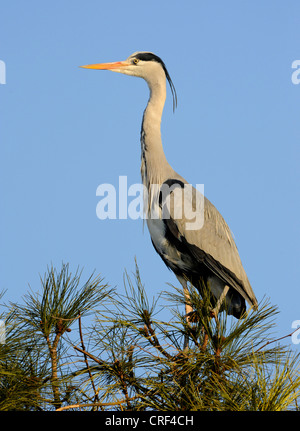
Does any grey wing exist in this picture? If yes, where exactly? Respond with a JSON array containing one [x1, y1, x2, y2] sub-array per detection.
[[162, 181, 258, 309]]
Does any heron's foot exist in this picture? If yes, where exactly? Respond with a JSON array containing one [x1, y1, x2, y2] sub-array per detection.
[[209, 308, 216, 318], [184, 310, 199, 323], [185, 307, 219, 322], [209, 307, 220, 324]]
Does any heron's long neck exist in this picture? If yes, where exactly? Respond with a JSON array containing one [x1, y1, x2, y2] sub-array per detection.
[[141, 79, 170, 189]]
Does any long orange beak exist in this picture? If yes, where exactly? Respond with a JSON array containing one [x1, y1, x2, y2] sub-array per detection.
[[80, 61, 130, 70]]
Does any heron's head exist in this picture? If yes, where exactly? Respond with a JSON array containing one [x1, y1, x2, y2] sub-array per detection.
[[80, 51, 177, 111]]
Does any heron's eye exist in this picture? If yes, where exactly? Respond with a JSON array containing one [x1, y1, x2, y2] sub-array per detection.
[[133, 58, 139, 65]]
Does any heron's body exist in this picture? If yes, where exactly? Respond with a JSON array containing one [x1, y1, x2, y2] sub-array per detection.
[[81, 52, 258, 319]]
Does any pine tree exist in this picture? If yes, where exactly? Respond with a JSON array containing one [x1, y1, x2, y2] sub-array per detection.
[[0, 262, 299, 411]]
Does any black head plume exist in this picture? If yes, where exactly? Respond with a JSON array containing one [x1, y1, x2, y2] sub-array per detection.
[[134, 52, 178, 112]]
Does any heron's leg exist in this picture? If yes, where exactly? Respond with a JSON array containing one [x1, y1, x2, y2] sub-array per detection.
[[176, 275, 193, 319], [211, 285, 230, 320], [176, 276, 193, 350]]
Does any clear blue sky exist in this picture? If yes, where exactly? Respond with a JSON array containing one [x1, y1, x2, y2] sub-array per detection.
[[0, 1, 299, 344]]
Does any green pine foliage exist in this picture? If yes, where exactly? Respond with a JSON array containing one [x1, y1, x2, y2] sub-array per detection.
[[0, 262, 299, 411]]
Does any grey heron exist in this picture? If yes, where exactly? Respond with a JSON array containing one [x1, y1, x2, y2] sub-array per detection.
[[81, 52, 258, 320]]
